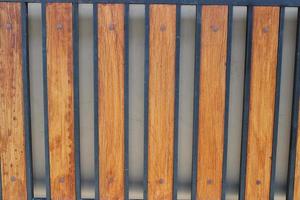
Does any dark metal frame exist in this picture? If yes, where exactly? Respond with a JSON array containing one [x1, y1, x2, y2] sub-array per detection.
[[1, 0, 300, 6], [239, 6, 287, 200], [173, 4, 181, 200], [191, 3, 201, 200], [0, 0, 299, 200], [222, 5, 233, 200], [143, 4, 149, 199], [287, 7, 300, 200], [270, 6, 285, 200], [21, 2, 34, 200], [72, 1, 82, 199], [92, 3, 99, 200], [124, 4, 130, 200], [239, 7, 253, 199]]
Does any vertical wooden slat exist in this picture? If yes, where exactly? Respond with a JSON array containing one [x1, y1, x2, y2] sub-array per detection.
[[293, 104, 300, 199], [196, 6, 228, 200], [0, 3, 28, 199], [98, 4, 125, 199], [46, 3, 76, 199], [148, 5, 176, 199], [245, 7, 279, 199]]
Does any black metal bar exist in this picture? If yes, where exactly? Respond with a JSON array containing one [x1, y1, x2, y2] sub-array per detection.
[[270, 7, 285, 200], [143, 3, 149, 200], [3, 0, 300, 6], [93, 3, 99, 200], [41, 0, 51, 199], [191, 3, 201, 200], [287, 8, 300, 200], [72, 1, 81, 200], [239, 6, 253, 200], [21, 2, 33, 200], [124, 3, 129, 200], [81, 0, 300, 5], [173, 4, 180, 200], [221, 5, 233, 200]]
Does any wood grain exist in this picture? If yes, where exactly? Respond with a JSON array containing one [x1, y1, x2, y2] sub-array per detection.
[[293, 104, 300, 199], [0, 3, 28, 199], [245, 7, 279, 200], [147, 5, 176, 200], [46, 3, 76, 199], [98, 4, 125, 199], [196, 6, 228, 200]]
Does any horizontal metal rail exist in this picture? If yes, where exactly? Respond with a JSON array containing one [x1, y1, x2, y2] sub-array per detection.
[[0, 0, 300, 6]]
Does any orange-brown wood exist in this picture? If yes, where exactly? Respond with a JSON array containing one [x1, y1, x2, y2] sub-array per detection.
[[293, 104, 300, 199], [46, 3, 76, 199], [147, 5, 176, 200], [0, 3, 28, 199], [245, 7, 280, 199], [196, 6, 228, 200], [98, 4, 125, 199]]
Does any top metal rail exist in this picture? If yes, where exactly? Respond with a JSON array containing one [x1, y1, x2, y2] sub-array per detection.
[[1, 0, 300, 6]]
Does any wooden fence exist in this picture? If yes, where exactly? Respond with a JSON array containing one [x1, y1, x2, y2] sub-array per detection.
[[0, 0, 299, 199]]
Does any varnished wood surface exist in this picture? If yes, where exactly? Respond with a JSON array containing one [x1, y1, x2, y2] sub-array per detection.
[[0, 3, 28, 199], [147, 5, 176, 200], [294, 104, 300, 199], [46, 3, 76, 199], [196, 6, 228, 200], [98, 4, 125, 199], [245, 7, 279, 199]]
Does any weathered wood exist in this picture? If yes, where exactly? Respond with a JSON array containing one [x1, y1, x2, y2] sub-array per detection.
[[147, 5, 176, 200], [0, 3, 28, 200], [196, 6, 228, 200], [46, 3, 76, 199], [245, 6, 279, 199], [98, 4, 125, 199]]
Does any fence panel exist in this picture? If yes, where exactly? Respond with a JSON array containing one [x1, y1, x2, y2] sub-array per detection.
[[0, 1, 300, 200]]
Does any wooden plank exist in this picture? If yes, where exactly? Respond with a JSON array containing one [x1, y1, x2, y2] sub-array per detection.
[[147, 5, 176, 199], [294, 104, 300, 199], [196, 6, 228, 200], [98, 4, 125, 199], [0, 3, 28, 199], [245, 7, 279, 199], [46, 3, 76, 199]]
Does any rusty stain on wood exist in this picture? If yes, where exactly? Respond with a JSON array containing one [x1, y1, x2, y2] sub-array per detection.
[[46, 3, 76, 199], [196, 6, 228, 200], [98, 4, 125, 199], [245, 6, 279, 199], [0, 3, 28, 200], [147, 5, 176, 200]]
